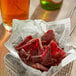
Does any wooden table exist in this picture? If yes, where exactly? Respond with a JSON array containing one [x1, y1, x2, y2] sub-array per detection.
[[0, 0, 76, 76]]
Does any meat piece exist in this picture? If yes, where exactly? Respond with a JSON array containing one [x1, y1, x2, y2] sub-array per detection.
[[23, 38, 44, 56], [32, 63, 48, 71], [41, 30, 59, 46], [19, 49, 29, 58], [51, 40, 66, 58], [15, 35, 33, 51], [41, 45, 57, 67], [19, 49, 32, 65], [55, 52, 67, 65], [21, 57, 33, 66], [31, 55, 42, 63], [51, 40, 67, 65], [43, 45, 47, 51], [41, 40, 67, 67]]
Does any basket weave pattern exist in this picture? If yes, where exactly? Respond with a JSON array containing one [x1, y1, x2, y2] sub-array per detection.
[[4, 53, 73, 76], [54, 62, 73, 76]]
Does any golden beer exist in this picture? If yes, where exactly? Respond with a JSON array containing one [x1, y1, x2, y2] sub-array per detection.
[[1, 0, 30, 26]]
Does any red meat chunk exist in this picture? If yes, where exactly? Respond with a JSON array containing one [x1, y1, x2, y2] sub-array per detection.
[[15, 35, 33, 51], [51, 40, 66, 58], [31, 55, 42, 63], [41, 30, 59, 46], [19, 49, 32, 65], [41, 40, 67, 67], [23, 38, 44, 56], [32, 63, 48, 71], [41, 45, 57, 67], [43, 45, 47, 51], [19, 49, 29, 58], [50, 40, 67, 65]]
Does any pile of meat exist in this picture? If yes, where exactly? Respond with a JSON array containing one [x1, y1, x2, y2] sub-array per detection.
[[15, 30, 67, 71]]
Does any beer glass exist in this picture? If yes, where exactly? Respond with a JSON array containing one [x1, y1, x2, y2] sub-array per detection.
[[1, 0, 30, 31]]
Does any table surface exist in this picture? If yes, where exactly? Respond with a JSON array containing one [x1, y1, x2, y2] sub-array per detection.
[[0, 0, 76, 76]]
